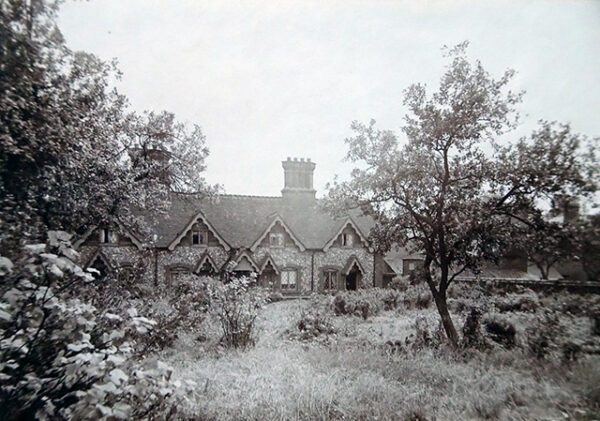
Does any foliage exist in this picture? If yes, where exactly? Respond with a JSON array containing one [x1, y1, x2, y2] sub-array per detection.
[[526, 311, 563, 359], [482, 313, 517, 349], [0, 232, 185, 420], [295, 308, 337, 340], [461, 308, 489, 351], [518, 212, 580, 280], [403, 282, 433, 309], [494, 289, 539, 313], [326, 41, 598, 345], [0, 0, 216, 256], [206, 276, 268, 348], [332, 288, 401, 319], [579, 213, 600, 282]]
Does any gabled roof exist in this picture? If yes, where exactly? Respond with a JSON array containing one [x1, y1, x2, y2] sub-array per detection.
[[168, 210, 231, 251], [342, 255, 366, 275], [258, 253, 280, 275], [85, 248, 114, 272], [231, 250, 259, 272], [250, 214, 306, 252], [74, 223, 145, 250], [323, 217, 372, 252], [148, 193, 375, 250], [194, 252, 218, 273]]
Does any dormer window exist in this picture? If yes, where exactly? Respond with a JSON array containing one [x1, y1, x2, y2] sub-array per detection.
[[341, 233, 353, 247], [99, 229, 117, 244], [270, 233, 284, 248], [192, 229, 206, 246]]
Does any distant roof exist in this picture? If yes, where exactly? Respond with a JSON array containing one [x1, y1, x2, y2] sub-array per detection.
[[149, 193, 375, 249]]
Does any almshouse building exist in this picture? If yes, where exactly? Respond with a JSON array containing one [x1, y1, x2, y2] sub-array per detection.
[[75, 158, 401, 294]]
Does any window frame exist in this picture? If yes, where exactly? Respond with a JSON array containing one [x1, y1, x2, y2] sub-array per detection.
[[269, 232, 284, 248], [341, 233, 353, 247], [99, 229, 117, 244], [323, 270, 338, 292], [191, 229, 207, 246], [280, 269, 298, 292], [168, 265, 193, 283]]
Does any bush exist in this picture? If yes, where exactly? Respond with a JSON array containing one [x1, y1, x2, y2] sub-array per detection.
[[462, 308, 489, 350], [206, 276, 268, 348], [403, 283, 432, 309], [388, 276, 410, 292], [296, 309, 336, 340], [332, 289, 386, 319], [0, 232, 184, 420], [447, 283, 491, 314], [526, 311, 563, 359], [494, 289, 539, 313], [482, 314, 517, 349]]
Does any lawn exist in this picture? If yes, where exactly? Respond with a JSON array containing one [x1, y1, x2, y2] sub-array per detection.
[[161, 296, 600, 420]]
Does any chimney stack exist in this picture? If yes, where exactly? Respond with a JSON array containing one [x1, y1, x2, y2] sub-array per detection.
[[282, 157, 316, 201]]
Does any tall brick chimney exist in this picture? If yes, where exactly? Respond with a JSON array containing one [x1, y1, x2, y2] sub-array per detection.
[[282, 157, 316, 201]]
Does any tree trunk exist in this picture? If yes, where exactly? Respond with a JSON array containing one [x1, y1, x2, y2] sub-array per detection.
[[432, 289, 459, 347], [422, 259, 459, 347]]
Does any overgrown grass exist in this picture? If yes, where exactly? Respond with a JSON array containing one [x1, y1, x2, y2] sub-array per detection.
[[162, 297, 600, 420]]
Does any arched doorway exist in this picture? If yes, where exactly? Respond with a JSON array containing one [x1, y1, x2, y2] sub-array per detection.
[[259, 262, 278, 289], [345, 263, 362, 291]]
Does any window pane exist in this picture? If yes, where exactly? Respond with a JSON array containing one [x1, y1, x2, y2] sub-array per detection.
[[282, 270, 296, 289]]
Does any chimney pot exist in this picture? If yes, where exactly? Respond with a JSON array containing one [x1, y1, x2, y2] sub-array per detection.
[[287, 157, 291, 161], [307, 158, 311, 162], [293, 157, 298, 162], [300, 158, 304, 162]]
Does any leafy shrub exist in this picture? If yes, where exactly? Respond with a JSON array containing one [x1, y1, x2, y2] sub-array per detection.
[[388, 276, 410, 292], [296, 309, 337, 340], [406, 316, 445, 351], [331, 289, 401, 319], [403, 283, 432, 309], [206, 276, 268, 348], [0, 232, 184, 420], [482, 313, 517, 349], [526, 311, 563, 359], [494, 289, 539, 313], [447, 283, 491, 314], [462, 308, 489, 350], [381, 289, 402, 310]]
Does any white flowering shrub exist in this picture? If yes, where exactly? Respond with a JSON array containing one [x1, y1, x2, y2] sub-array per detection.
[[0, 232, 189, 420]]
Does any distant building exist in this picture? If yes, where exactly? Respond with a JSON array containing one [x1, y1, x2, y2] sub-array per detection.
[[76, 157, 572, 291], [76, 158, 395, 294]]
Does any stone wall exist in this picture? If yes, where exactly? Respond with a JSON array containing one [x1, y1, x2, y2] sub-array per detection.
[[78, 241, 378, 295]]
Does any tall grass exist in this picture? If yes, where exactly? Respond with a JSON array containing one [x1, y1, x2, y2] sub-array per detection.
[[164, 300, 598, 420]]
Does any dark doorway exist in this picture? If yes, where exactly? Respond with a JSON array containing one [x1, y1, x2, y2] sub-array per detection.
[[345, 272, 357, 291], [259, 269, 277, 289], [89, 256, 109, 280]]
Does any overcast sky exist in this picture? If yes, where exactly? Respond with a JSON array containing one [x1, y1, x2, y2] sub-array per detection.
[[58, 0, 600, 197]]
